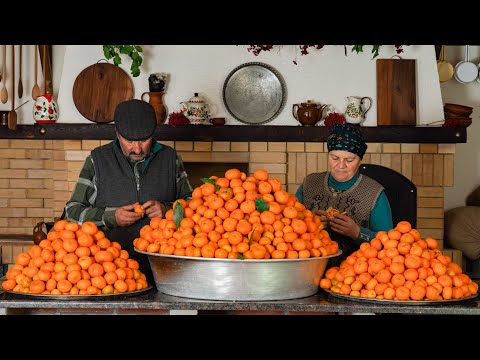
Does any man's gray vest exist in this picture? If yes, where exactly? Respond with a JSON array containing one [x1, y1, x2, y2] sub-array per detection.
[[91, 142, 177, 232]]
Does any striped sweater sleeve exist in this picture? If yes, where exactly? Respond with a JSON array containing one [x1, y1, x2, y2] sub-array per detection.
[[64, 155, 117, 230]]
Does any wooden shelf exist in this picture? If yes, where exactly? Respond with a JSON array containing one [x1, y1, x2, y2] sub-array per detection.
[[0, 123, 467, 143]]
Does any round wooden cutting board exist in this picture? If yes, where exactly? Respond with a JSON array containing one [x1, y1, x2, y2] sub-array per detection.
[[72, 62, 134, 123]]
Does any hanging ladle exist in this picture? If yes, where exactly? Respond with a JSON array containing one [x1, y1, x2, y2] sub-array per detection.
[[437, 45, 454, 83], [454, 45, 478, 84]]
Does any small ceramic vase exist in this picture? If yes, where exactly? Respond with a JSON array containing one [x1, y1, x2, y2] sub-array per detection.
[[33, 221, 48, 245], [141, 91, 167, 125], [33, 92, 59, 123]]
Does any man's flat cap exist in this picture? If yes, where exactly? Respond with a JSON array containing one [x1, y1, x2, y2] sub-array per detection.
[[114, 99, 157, 141]]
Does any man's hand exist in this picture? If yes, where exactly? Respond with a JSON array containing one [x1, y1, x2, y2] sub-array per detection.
[[329, 213, 360, 240], [142, 200, 166, 219], [115, 203, 145, 227]]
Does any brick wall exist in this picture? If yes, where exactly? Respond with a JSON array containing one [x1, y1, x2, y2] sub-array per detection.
[[0, 139, 455, 248]]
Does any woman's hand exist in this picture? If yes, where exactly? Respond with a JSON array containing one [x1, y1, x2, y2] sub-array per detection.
[[329, 213, 360, 240], [313, 209, 328, 229]]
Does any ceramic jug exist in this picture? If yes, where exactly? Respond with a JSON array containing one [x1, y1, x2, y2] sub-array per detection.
[[141, 91, 167, 125], [180, 93, 211, 125], [33, 92, 59, 124], [344, 96, 372, 124], [292, 100, 328, 126], [33, 221, 48, 245]]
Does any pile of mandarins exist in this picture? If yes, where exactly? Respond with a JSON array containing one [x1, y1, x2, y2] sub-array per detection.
[[1, 220, 149, 295], [320, 221, 479, 301], [134, 168, 339, 260]]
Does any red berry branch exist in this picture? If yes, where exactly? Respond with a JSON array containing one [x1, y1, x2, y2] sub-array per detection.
[[246, 45, 274, 56], [167, 111, 190, 126], [246, 45, 407, 65], [323, 112, 346, 127]]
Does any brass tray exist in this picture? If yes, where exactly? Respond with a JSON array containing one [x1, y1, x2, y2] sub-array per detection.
[[4, 284, 154, 300], [223, 62, 287, 125], [324, 289, 478, 305]]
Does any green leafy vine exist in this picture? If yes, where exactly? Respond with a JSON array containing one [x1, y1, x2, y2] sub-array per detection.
[[103, 45, 143, 77]]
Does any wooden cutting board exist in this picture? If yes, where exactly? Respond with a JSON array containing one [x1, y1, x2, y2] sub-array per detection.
[[376, 59, 416, 126], [72, 62, 134, 123]]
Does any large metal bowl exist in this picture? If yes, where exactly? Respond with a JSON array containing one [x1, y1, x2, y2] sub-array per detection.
[[135, 249, 342, 301]]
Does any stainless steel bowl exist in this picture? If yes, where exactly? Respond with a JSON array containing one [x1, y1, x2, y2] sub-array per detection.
[[136, 249, 342, 301]]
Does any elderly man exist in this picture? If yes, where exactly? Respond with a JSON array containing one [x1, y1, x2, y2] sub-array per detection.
[[65, 99, 193, 279]]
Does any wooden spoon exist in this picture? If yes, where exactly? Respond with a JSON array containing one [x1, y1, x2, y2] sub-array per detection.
[[1, 45, 7, 104], [8, 45, 17, 130], [42, 45, 46, 94], [31, 45, 41, 100], [17, 45, 23, 98]]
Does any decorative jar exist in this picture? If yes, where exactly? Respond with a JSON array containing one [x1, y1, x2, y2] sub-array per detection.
[[33, 93, 58, 123], [180, 93, 211, 125]]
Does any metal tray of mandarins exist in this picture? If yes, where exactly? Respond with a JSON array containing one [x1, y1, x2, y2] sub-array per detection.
[[323, 289, 478, 305], [2, 284, 154, 300]]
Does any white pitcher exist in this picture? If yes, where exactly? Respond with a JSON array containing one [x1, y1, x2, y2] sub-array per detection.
[[344, 96, 372, 124]]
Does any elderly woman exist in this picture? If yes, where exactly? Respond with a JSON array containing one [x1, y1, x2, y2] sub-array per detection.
[[295, 123, 393, 265]]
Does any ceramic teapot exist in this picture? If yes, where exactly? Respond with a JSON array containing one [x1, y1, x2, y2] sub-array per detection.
[[180, 92, 211, 125], [292, 100, 328, 126], [33, 92, 59, 124], [344, 96, 372, 124]]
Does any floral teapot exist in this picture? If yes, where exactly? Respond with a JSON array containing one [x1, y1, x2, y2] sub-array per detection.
[[33, 92, 59, 124], [344, 96, 372, 125], [180, 92, 211, 125]]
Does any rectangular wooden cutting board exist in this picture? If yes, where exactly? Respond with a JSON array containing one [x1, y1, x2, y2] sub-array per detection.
[[376, 59, 417, 126]]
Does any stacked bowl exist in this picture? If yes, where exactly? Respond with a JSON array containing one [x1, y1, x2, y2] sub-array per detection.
[[444, 103, 473, 127]]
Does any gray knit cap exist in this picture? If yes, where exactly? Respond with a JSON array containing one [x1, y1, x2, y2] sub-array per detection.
[[114, 99, 157, 141]]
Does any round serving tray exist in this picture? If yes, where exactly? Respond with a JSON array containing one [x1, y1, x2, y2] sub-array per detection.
[[323, 289, 478, 305], [3, 284, 154, 300], [223, 62, 287, 125]]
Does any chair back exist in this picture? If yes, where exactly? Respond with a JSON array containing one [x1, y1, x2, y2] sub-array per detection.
[[359, 164, 417, 228]]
